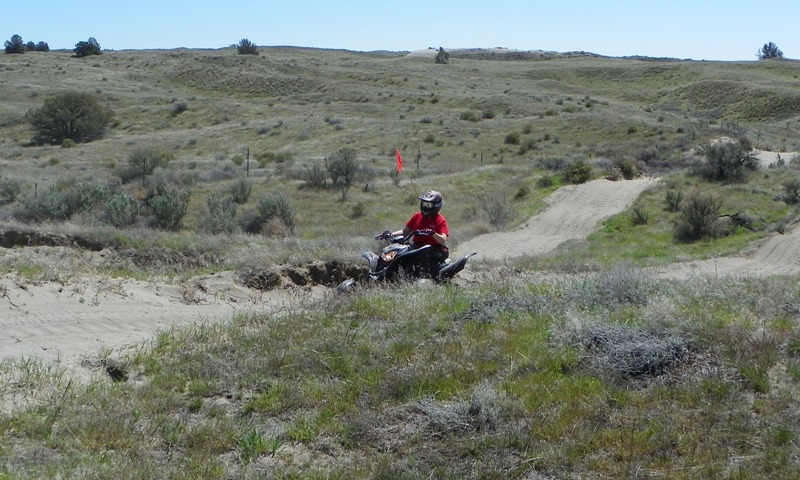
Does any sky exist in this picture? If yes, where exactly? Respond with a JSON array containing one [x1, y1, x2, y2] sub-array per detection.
[[3, 0, 799, 61]]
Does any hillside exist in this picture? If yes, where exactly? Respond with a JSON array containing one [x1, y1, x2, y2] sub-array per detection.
[[2, 47, 799, 239], [3, 46, 800, 480]]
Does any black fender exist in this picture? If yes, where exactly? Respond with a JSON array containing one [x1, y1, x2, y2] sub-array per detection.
[[437, 252, 477, 280]]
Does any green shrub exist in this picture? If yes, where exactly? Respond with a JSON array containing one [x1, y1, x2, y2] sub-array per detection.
[[302, 164, 328, 189], [102, 192, 141, 227], [663, 190, 683, 212], [459, 111, 479, 122], [631, 206, 649, 225], [538, 156, 567, 172], [120, 148, 171, 184], [504, 132, 520, 145], [204, 195, 238, 234], [537, 175, 554, 188], [171, 101, 189, 116], [615, 158, 638, 179], [26, 91, 113, 145], [228, 177, 253, 204], [62, 181, 110, 217], [434, 47, 449, 64], [782, 177, 800, 204], [517, 138, 537, 155], [253, 192, 295, 234], [563, 159, 593, 184], [21, 185, 68, 221], [148, 186, 190, 230], [673, 190, 723, 241], [0, 178, 22, 202], [350, 202, 366, 219], [693, 140, 758, 182]]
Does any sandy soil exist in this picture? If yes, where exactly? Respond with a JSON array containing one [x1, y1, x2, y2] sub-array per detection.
[[0, 270, 326, 369], [3, 155, 800, 372]]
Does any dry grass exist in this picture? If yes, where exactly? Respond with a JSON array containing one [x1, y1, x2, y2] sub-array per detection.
[[3, 49, 799, 248], [2, 271, 800, 478]]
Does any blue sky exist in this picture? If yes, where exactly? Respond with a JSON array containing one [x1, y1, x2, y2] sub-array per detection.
[[4, 0, 798, 61]]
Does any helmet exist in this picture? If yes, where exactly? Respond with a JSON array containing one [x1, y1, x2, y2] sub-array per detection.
[[419, 190, 443, 215]]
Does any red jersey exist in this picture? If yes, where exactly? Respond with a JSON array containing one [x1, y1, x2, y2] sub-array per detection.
[[405, 212, 449, 246]]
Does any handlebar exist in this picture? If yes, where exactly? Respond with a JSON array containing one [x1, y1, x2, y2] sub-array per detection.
[[374, 230, 419, 242]]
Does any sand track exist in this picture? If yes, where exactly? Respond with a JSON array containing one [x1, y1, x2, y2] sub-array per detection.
[[456, 178, 659, 260]]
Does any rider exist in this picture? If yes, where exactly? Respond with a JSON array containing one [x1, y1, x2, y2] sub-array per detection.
[[391, 190, 449, 263]]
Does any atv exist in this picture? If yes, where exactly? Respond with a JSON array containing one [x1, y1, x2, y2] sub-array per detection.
[[336, 230, 476, 292]]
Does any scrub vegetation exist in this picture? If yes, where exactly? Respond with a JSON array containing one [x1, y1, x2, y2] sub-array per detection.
[[1, 45, 800, 478]]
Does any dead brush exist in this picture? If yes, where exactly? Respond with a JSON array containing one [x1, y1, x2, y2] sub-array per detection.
[[567, 322, 692, 380]]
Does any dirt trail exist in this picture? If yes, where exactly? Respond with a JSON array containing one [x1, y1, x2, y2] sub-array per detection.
[[456, 178, 659, 261]]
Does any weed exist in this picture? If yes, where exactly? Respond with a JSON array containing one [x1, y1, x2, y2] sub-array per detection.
[[238, 428, 276, 463]]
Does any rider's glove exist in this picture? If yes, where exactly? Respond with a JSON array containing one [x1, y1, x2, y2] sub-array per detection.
[[375, 230, 391, 240], [416, 229, 434, 237]]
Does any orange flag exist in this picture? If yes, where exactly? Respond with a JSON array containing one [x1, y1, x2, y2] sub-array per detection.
[[395, 148, 403, 173]]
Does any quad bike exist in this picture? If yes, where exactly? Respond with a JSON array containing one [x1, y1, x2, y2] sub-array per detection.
[[336, 230, 476, 292]]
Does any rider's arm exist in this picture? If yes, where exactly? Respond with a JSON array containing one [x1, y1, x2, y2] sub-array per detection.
[[392, 226, 411, 237], [431, 232, 447, 245]]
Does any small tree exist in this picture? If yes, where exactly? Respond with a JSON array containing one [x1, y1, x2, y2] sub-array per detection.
[[25, 41, 35, 52], [435, 47, 449, 64], [757, 41, 784, 60], [26, 91, 113, 145], [327, 148, 359, 201], [236, 38, 259, 55], [4, 34, 25, 54], [74, 37, 102, 57], [35, 41, 50, 52]]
